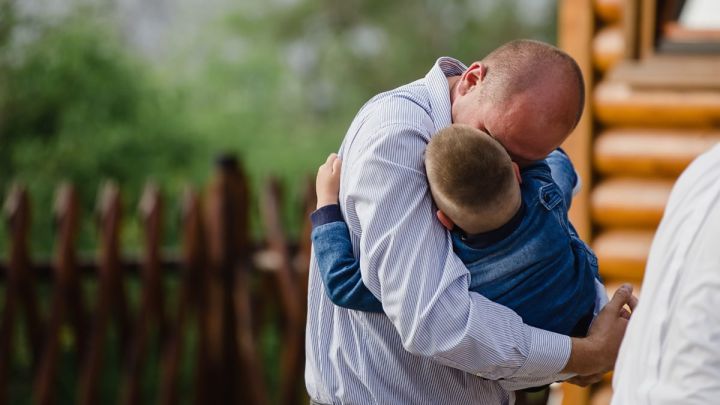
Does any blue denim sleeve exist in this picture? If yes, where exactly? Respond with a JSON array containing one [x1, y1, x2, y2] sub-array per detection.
[[545, 148, 578, 210], [311, 205, 384, 312]]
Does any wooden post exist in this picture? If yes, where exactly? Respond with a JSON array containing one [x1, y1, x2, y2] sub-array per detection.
[[4, 185, 43, 360], [79, 181, 128, 405], [159, 188, 207, 405], [558, 0, 595, 241], [120, 183, 165, 405], [34, 183, 84, 405], [260, 176, 304, 405], [204, 155, 264, 405], [1, 184, 39, 403], [296, 176, 316, 309]]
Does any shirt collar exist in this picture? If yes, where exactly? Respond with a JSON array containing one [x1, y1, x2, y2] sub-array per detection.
[[456, 200, 527, 249], [424, 57, 466, 132]]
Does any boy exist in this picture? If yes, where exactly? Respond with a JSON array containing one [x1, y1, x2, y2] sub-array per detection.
[[311, 124, 600, 337]]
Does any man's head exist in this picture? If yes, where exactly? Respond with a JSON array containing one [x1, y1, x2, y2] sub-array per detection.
[[425, 124, 521, 234], [450, 39, 584, 166]]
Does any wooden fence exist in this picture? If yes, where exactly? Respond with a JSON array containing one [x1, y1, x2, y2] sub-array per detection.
[[0, 156, 315, 405]]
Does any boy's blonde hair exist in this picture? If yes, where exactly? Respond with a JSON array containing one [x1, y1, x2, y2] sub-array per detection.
[[425, 125, 520, 233]]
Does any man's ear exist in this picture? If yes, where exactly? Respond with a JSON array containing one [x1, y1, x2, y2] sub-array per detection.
[[512, 162, 522, 184], [457, 62, 486, 96], [436, 210, 455, 230]]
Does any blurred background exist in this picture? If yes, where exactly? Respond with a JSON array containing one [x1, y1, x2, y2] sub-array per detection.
[[1, 0, 719, 404], [0, 0, 555, 255]]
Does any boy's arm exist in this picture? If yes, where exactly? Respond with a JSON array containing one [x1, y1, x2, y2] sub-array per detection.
[[311, 154, 383, 312], [546, 148, 579, 210]]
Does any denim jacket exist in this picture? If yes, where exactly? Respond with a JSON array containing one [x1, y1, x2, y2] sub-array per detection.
[[311, 149, 600, 336]]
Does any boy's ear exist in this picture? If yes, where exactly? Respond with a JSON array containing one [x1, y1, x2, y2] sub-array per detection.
[[512, 162, 522, 184], [457, 62, 487, 96], [436, 210, 455, 230]]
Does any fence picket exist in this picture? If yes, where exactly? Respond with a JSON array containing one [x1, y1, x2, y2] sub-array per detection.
[[204, 157, 243, 405], [260, 177, 305, 405], [297, 176, 315, 311], [120, 183, 165, 405], [79, 182, 128, 405], [34, 183, 83, 405], [159, 188, 206, 405]]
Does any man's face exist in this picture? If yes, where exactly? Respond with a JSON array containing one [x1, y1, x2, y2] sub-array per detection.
[[450, 71, 576, 166]]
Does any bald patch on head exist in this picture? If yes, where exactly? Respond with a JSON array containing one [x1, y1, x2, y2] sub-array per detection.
[[478, 39, 585, 132]]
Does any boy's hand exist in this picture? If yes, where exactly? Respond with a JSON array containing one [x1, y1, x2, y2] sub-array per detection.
[[316, 153, 342, 209]]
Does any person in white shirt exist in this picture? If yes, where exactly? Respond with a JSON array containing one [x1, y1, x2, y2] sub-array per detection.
[[612, 143, 720, 404]]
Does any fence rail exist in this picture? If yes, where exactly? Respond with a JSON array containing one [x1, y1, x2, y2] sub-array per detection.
[[0, 156, 315, 405]]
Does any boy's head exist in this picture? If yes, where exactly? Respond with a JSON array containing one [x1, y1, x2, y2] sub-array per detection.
[[425, 124, 521, 234]]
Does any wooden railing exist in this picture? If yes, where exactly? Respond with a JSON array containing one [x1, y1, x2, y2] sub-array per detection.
[[0, 156, 315, 405]]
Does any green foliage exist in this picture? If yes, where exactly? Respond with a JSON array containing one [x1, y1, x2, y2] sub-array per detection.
[[0, 6, 201, 254]]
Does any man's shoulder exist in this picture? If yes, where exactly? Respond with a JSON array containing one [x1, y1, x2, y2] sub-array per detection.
[[357, 80, 434, 126], [344, 80, 436, 157]]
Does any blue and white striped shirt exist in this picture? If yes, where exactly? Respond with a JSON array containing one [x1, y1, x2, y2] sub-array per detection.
[[305, 57, 576, 404]]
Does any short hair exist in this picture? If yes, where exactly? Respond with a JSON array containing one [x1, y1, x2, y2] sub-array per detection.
[[425, 124, 518, 232], [480, 39, 585, 130]]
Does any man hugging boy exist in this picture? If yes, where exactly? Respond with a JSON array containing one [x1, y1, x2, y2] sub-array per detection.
[[311, 124, 601, 339]]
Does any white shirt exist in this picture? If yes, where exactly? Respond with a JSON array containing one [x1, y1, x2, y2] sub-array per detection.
[[612, 143, 720, 404]]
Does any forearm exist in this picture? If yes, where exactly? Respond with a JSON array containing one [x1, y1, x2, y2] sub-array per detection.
[[311, 205, 383, 312]]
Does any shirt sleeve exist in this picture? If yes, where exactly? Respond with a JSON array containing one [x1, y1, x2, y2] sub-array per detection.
[[545, 148, 579, 210], [344, 123, 571, 382], [310, 205, 384, 312]]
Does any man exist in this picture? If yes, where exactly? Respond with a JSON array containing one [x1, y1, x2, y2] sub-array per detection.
[[612, 144, 720, 404], [306, 40, 636, 404]]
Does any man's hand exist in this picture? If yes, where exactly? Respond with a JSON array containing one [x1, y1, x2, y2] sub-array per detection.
[[563, 284, 639, 378], [316, 153, 342, 209]]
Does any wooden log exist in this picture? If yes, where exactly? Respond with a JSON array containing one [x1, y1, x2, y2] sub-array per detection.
[[594, 129, 720, 177], [593, 229, 654, 282], [34, 183, 84, 405], [594, 0, 622, 24], [593, 25, 625, 73], [591, 178, 673, 228], [607, 58, 720, 90], [558, 0, 595, 240], [595, 81, 720, 127], [561, 384, 591, 405]]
